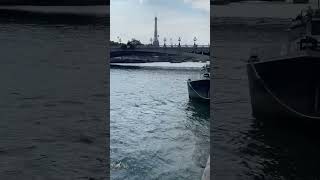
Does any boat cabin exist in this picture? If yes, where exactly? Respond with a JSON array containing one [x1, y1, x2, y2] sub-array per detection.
[[286, 8, 320, 52], [248, 8, 320, 62], [311, 18, 320, 36]]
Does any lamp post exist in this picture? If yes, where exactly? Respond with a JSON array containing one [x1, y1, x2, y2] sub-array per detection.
[[178, 37, 182, 56], [193, 37, 197, 53]]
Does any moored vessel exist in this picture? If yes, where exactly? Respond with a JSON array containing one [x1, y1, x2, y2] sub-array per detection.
[[247, 7, 320, 120], [187, 63, 210, 102]]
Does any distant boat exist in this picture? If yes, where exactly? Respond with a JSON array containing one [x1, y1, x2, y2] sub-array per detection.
[[187, 64, 210, 102], [171, 59, 183, 63], [170, 56, 184, 63], [247, 8, 320, 120], [211, 0, 230, 5], [292, 0, 309, 3], [110, 56, 148, 63]]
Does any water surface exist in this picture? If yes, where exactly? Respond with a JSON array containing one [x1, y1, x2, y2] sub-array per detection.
[[0, 8, 108, 179], [111, 63, 210, 180]]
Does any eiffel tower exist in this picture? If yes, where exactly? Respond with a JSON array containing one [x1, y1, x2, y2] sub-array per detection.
[[153, 16, 159, 47]]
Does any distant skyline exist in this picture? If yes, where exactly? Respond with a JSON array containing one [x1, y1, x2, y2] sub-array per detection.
[[111, 0, 210, 45]]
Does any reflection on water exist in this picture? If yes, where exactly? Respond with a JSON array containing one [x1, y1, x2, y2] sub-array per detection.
[[187, 100, 210, 120], [243, 118, 320, 179], [111, 66, 209, 180]]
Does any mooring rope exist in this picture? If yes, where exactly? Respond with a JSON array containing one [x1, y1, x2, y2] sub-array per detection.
[[249, 62, 320, 120], [188, 80, 210, 100]]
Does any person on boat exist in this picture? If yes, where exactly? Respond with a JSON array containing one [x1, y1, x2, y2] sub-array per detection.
[[295, 14, 302, 21], [307, 6, 314, 19]]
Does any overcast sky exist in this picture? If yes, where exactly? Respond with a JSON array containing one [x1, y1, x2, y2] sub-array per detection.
[[111, 0, 209, 45]]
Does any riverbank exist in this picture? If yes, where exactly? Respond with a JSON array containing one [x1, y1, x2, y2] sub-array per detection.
[[0, 5, 109, 16], [211, 0, 318, 18], [201, 156, 210, 180], [0, 0, 108, 5], [110, 56, 204, 64]]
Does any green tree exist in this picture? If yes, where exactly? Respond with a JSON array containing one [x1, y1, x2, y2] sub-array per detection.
[[126, 39, 143, 49]]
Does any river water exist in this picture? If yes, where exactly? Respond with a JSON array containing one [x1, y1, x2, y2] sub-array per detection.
[[212, 8, 320, 180], [0, 7, 108, 179], [110, 63, 210, 180]]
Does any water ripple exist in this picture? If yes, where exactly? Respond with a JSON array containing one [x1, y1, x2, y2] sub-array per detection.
[[111, 67, 209, 179]]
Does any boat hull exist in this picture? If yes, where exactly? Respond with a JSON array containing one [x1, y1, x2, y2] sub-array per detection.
[[187, 79, 210, 102], [247, 52, 320, 121]]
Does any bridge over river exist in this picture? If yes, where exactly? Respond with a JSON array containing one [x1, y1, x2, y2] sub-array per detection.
[[110, 45, 210, 63]]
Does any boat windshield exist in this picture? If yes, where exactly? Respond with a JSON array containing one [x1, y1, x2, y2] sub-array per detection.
[[312, 20, 320, 35]]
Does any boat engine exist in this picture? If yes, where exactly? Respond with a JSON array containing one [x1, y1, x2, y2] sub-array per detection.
[[299, 36, 318, 50]]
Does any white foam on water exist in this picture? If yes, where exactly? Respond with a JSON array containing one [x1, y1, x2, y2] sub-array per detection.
[[111, 61, 209, 69]]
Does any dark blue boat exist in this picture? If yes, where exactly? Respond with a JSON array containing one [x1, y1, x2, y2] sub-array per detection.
[[187, 64, 210, 102], [247, 8, 320, 120]]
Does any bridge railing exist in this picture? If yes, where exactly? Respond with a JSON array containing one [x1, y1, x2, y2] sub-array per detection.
[[111, 44, 210, 49], [158, 45, 210, 48]]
